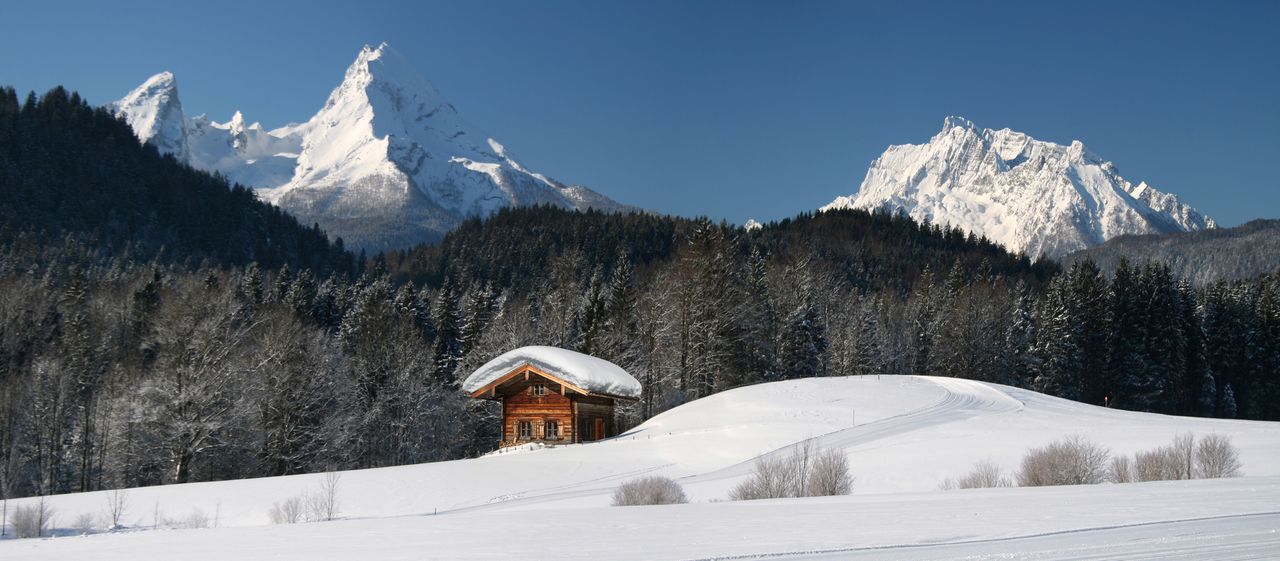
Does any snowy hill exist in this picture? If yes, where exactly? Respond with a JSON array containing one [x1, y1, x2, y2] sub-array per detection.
[[822, 117, 1215, 258], [4, 376, 1278, 559], [109, 43, 629, 252]]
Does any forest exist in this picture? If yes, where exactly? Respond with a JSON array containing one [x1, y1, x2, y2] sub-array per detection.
[[0, 87, 1277, 500]]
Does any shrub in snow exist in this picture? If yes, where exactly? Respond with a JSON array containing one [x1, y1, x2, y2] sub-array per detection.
[[183, 508, 211, 529], [72, 512, 98, 535], [306, 472, 342, 521], [941, 460, 1011, 490], [1195, 434, 1242, 478], [730, 455, 793, 501], [269, 496, 306, 524], [1134, 447, 1183, 482], [1170, 433, 1197, 480], [11, 498, 53, 539], [731, 442, 853, 500], [103, 488, 128, 530], [1125, 433, 1241, 483], [1016, 435, 1109, 487], [806, 449, 854, 496], [611, 476, 688, 506], [1109, 455, 1134, 483]]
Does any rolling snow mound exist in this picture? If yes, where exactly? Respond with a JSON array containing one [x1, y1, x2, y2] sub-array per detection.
[[4, 376, 1276, 526]]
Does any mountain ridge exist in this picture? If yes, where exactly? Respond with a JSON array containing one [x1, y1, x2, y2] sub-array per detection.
[[110, 42, 630, 252], [822, 116, 1215, 258]]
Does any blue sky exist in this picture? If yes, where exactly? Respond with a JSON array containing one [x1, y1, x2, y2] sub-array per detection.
[[4, 0, 1277, 226]]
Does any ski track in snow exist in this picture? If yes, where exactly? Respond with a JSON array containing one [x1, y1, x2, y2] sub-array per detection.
[[731, 513, 1280, 561]]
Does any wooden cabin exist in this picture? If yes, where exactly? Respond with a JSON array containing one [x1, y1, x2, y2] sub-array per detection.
[[462, 346, 641, 447]]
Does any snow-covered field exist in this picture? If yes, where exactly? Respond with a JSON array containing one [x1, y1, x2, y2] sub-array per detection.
[[3, 376, 1278, 560]]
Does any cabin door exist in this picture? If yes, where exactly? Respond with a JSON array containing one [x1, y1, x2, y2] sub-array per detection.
[[594, 417, 606, 440]]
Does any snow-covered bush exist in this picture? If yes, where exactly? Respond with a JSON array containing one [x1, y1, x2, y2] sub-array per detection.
[[72, 512, 98, 535], [183, 508, 211, 529], [730, 442, 852, 500], [268, 473, 344, 522], [1108, 455, 1134, 483], [269, 496, 306, 524], [730, 455, 793, 501], [1134, 447, 1182, 482], [1126, 433, 1240, 482], [11, 498, 53, 539], [1016, 435, 1109, 487], [1195, 434, 1242, 478], [611, 476, 688, 506], [806, 449, 854, 496], [941, 460, 1011, 490]]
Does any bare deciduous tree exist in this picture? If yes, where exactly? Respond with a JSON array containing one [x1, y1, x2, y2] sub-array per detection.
[[1017, 435, 1109, 487], [307, 471, 342, 521], [1134, 446, 1182, 482], [1195, 434, 1242, 478], [268, 496, 306, 524], [731, 441, 852, 500], [103, 488, 128, 529], [806, 449, 854, 496], [1109, 455, 1134, 483], [11, 497, 54, 539]]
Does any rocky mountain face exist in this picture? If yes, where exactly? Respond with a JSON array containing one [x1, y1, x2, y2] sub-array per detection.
[[110, 43, 628, 252], [109, 71, 190, 163], [823, 116, 1214, 258]]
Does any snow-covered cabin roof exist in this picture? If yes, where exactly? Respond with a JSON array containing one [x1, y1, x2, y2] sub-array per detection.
[[462, 346, 641, 400]]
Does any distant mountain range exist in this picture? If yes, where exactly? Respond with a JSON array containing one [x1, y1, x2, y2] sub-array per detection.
[[1065, 219, 1280, 284], [111, 43, 630, 252], [822, 117, 1215, 259], [111, 55, 1228, 260]]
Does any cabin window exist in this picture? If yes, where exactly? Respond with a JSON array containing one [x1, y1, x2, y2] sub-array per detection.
[[517, 420, 533, 439], [544, 420, 559, 440], [531, 383, 547, 396]]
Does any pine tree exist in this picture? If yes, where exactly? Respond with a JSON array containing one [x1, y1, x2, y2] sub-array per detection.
[[1069, 259, 1109, 406], [574, 267, 608, 356], [1175, 279, 1213, 416], [1003, 282, 1039, 387], [431, 278, 464, 386], [1221, 383, 1238, 418], [1033, 275, 1083, 400], [736, 248, 777, 382], [778, 289, 829, 380]]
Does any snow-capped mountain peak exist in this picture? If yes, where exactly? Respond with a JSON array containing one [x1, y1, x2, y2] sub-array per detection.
[[109, 71, 190, 162], [109, 42, 628, 252], [822, 117, 1214, 258], [268, 42, 626, 250]]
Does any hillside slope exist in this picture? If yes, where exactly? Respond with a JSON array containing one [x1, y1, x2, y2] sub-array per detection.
[[4, 376, 1276, 523], [1065, 218, 1280, 284], [4, 375, 1279, 560], [0, 86, 353, 273], [6, 375, 1280, 560]]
